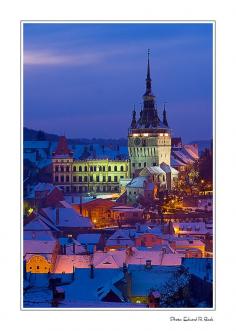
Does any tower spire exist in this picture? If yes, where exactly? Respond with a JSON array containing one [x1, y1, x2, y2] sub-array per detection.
[[145, 49, 152, 95]]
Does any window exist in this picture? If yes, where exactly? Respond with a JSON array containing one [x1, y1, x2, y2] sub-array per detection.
[[120, 165, 124, 171], [84, 176, 88, 182], [55, 176, 59, 182], [108, 176, 111, 182], [163, 175, 165, 181], [103, 176, 106, 182], [90, 176, 93, 182], [90, 166, 93, 172], [84, 166, 87, 172], [144, 162, 146, 167], [55, 166, 59, 172], [78, 176, 82, 182], [132, 163, 135, 167], [66, 176, 70, 182], [139, 163, 141, 167], [102, 166, 106, 171], [66, 166, 70, 172], [94, 166, 97, 172], [37, 266, 40, 270], [66, 186, 70, 192], [120, 176, 124, 179], [61, 175, 64, 182], [73, 176, 76, 182], [60, 166, 64, 172], [114, 176, 118, 182], [79, 166, 82, 172], [72, 186, 76, 192], [153, 162, 156, 166], [103, 186, 106, 192], [114, 166, 117, 171], [73, 166, 76, 172], [96, 176, 99, 182], [108, 166, 111, 171]]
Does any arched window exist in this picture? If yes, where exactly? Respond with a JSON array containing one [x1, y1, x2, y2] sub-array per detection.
[[94, 166, 97, 172], [120, 166, 124, 171], [102, 166, 106, 172], [114, 166, 117, 171], [60, 166, 64, 172], [55, 166, 59, 172], [79, 166, 82, 172], [84, 166, 87, 172], [73, 166, 76, 172], [66, 166, 70, 172], [108, 166, 111, 171], [90, 166, 93, 172], [163, 175, 165, 181]]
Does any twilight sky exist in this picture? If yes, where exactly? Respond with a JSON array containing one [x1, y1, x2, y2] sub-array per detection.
[[23, 23, 213, 142]]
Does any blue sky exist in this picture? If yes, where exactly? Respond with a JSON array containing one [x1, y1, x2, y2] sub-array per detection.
[[23, 23, 213, 142]]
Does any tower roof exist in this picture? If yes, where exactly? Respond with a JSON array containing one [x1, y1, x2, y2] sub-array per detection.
[[53, 136, 73, 157]]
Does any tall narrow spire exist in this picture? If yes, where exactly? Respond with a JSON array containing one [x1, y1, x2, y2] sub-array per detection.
[[145, 49, 152, 95]]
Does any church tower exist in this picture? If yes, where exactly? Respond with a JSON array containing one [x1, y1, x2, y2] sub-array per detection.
[[128, 50, 171, 177]]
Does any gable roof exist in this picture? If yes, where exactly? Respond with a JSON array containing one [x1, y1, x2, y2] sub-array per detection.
[[41, 207, 92, 228]]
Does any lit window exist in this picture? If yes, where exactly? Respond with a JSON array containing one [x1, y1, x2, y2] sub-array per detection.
[[133, 133, 138, 137], [143, 133, 149, 137], [164, 133, 169, 137], [159, 133, 163, 137]]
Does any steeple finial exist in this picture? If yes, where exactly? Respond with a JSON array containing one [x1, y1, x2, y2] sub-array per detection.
[[145, 49, 152, 95], [163, 102, 169, 127]]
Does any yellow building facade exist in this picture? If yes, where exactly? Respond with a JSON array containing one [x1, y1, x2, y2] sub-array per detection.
[[52, 158, 130, 194]]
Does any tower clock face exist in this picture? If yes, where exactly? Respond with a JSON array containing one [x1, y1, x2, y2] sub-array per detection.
[[134, 137, 141, 146]]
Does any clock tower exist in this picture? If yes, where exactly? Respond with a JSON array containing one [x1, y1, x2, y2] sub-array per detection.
[[128, 50, 171, 177]]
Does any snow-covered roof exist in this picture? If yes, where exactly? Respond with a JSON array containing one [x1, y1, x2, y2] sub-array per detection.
[[173, 222, 211, 235], [105, 229, 135, 247], [126, 248, 182, 266], [126, 176, 149, 189], [160, 162, 179, 175], [93, 250, 126, 268], [60, 268, 125, 303], [41, 207, 92, 228], [139, 166, 165, 176], [174, 239, 205, 247], [77, 233, 102, 245], [24, 240, 57, 257], [58, 238, 86, 254], [128, 264, 180, 296], [183, 144, 199, 160], [54, 255, 91, 273], [170, 156, 186, 167]]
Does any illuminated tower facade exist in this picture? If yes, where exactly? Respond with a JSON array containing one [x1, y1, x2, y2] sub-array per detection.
[[128, 51, 171, 177]]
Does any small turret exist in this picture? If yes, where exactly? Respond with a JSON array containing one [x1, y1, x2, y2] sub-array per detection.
[[131, 105, 137, 129], [163, 103, 169, 127]]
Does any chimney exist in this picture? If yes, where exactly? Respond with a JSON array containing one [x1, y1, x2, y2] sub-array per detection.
[[56, 208, 60, 225], [90, 264, 94, 279], [145, 260, 152, 269]]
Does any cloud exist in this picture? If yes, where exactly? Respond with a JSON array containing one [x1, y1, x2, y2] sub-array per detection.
[[24, 50, 106, 66]]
